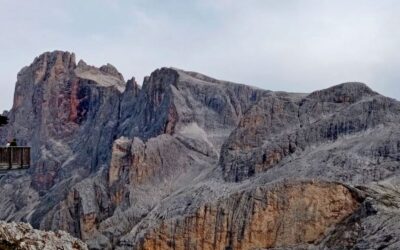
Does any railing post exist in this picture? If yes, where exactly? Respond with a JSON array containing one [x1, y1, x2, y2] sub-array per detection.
[[28, 148, 30, 167], [20, 148, 23, 167], [8, 148, 11, 169]]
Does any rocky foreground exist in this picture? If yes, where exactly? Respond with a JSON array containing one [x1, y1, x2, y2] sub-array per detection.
[[0, 220, 87, 250], [0, 51, 399, 249]]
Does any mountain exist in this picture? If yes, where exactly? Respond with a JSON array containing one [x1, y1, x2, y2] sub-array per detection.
[[0, 50, 399, 249]]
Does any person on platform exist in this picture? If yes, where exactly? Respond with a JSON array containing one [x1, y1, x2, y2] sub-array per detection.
[[10, 139, 17, 147]]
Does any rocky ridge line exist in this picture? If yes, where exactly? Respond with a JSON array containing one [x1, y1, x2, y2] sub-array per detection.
[[0, 51, 399, 249]]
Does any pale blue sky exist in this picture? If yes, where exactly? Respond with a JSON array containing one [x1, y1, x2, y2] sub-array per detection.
[[1, 0, 399, 111]]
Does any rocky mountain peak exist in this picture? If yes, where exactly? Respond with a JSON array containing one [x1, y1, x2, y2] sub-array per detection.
[[4, 51, 125, 191], [176, 68, 227, 85], [307, 81, 378, 103], [23, 50, 76, 84], [99, 63, 124, 81], [32, 50, 76, 68], [125, 76, 140, 93], [77, 59, 88, 67], [1, 51, 399, 250], [74, 59, 125, 92], [142, 67, 179, 88]]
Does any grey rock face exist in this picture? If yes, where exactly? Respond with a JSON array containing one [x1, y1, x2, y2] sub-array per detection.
[[318, 177, 400, 249], [0, 51, 123, 233], [221, 83, 400, 182], [0, 51, 399, 249], [0, 54, 268, 246]]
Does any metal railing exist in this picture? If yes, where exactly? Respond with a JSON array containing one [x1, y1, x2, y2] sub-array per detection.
[[0, 147, 30, 170]]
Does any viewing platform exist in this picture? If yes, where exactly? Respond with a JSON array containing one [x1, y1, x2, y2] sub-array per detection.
[[0, 147, 30, 171]]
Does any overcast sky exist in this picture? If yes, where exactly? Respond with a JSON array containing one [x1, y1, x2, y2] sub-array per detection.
[[1, 0, 399, 111]]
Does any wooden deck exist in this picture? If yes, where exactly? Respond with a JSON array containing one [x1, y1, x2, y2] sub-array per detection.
[[0, 147, 30, 171]]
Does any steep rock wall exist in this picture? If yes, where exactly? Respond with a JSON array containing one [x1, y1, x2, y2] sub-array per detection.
[[0, 51, 399, 249], [139, 181, 360, 250]]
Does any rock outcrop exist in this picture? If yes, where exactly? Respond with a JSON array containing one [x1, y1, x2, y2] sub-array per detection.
[[319, 177, 400, 249], [139, 181, 361, 250], [0, 51, 123, 240], [0, 51, 399, 249], [221, 83, 400, 182], [0, 220, 87, 250]]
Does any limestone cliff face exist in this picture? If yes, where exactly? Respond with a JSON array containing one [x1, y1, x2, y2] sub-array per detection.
[[0, 51, 399, 250], [140, 182, 360, 250], [220, 83, 400, 182], [101, 68, 269, 248], [3, 51, 123, 191], [0, 51, 123, 239], [319, 177, 400, 249]]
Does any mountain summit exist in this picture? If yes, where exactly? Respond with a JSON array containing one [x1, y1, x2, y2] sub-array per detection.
[[0, 51, 399, 249]]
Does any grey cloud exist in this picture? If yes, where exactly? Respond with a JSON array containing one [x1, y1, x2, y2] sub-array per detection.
[[0, 0, 399, 110]]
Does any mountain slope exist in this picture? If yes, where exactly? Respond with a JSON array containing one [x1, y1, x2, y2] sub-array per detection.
[[0, 51, 399, 249]]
